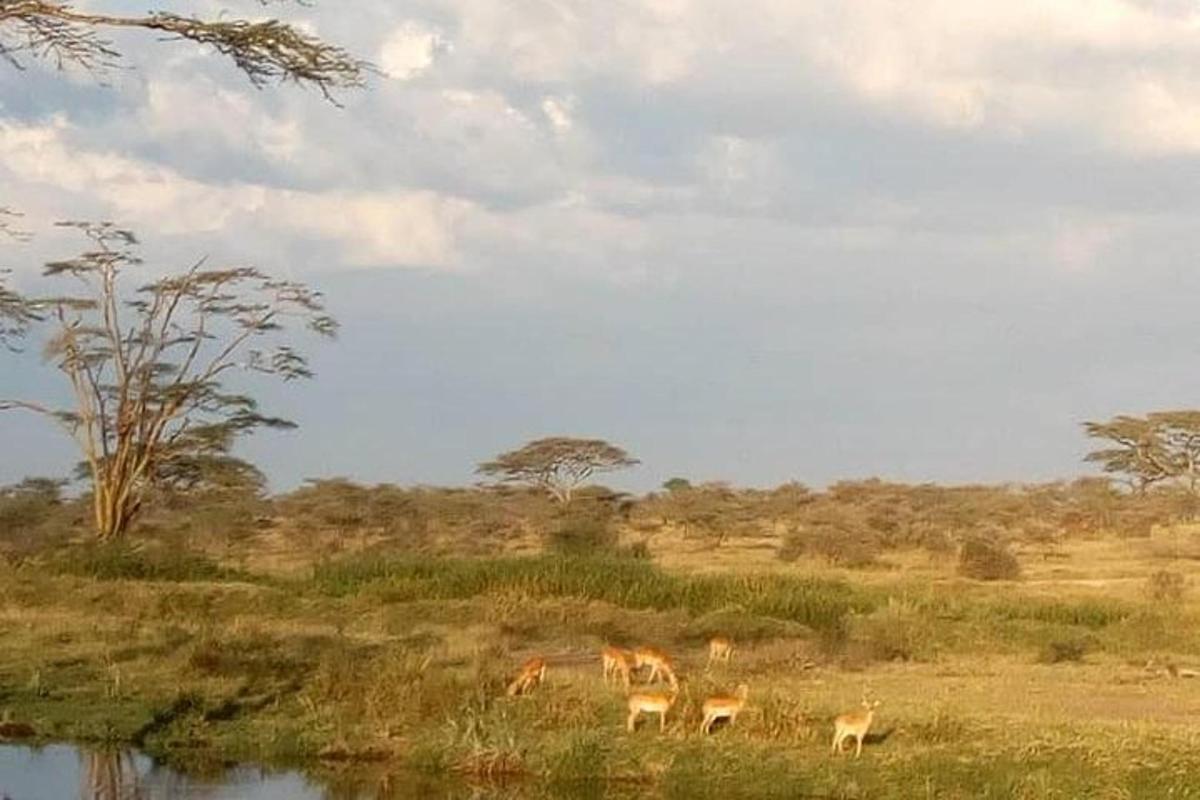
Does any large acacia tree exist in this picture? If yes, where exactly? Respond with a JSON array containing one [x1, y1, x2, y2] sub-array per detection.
[[1, 222, 337, 539], [477, 437, 639, 506], [0, 0, 367, 99], [1084, 411, 1200, 494]]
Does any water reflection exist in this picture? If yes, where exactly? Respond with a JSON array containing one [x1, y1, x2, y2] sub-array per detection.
[[0, 745, 321, 800], [0, 745, 655, 800], [81, 749, 142, 800]]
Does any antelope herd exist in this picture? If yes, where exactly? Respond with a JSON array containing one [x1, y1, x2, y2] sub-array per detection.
[[508, 635, 882, 757]]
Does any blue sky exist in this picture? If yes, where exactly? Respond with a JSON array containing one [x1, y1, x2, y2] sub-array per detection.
[[4, 0, 1200, 493]]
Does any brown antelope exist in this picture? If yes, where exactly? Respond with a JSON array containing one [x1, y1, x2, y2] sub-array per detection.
[[699, 684, 749, 734], [831, 698, 881, 757], [505, 656, 546, 697], [707, 636, 733, 668], [626, 686, 678, 732], [601, 645, 634, 689], [633, 646, 678, 688]]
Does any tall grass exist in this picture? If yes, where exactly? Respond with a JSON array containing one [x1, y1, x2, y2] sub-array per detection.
[[46, 542, 249, 583], [312, 555, 871, 634]]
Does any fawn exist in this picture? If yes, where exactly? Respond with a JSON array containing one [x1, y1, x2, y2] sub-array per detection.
[[707, 636, 733, 668], [633, 646, 679, 689], [626, 685, 678, 732], [601, 645, 634, 689], [699, 683, 749, 734], [505, 656, 546, 697], [831, 698, 881, 757]]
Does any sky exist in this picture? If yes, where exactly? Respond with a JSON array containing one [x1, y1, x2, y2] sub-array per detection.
[[4, 0, 1200, 493]]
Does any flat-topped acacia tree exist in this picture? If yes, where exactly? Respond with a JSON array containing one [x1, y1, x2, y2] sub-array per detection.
[[0, 0, 367, 101], [477, 437, 639, 506], [1084, 411, 1200, 495], [0, 222, 337, 539]]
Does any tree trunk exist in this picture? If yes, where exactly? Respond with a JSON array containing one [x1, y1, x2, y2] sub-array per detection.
[[93, 475, 138, 540]]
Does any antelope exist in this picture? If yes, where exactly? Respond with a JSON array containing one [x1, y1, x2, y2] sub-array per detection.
[[707, 636, 733, 668], [626, 686, 678, 732], [505, 656, 546, 697], [633, 646, 679, 689], [699, 684, 749, 734], [601, 645, 634, 689], [831, 698, 881, 758]]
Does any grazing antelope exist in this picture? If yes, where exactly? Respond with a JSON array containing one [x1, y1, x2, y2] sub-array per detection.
[[626, 686, 678, 732], [633, 646, 679, 688], [707, 636, 733, 668], [831, 698, 881, 758], [601, 645, 634, 689], [505, 656, 546, 697], [699, 684, 749, 734]]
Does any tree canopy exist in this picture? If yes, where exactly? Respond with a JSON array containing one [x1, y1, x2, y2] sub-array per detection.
[[477, 437, 639, 505], [0, 221, 336, 538], [0, 1, 367, 100], [1084, 411, 1200, 493]]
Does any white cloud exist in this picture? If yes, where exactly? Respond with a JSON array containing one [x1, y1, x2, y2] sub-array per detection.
[[444, 0, 1200, 154], [380, 21, 446, 80], [541, 96, 575, 132], [142, 78, 304, 162], [0, 118, 468, 268]]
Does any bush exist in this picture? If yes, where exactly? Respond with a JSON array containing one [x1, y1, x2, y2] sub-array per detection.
[[958, 535, 1021, 581], [779, 505, 881, 567], [547, 506, 618, 555], [1146, 570, 1186, 603], [1037, 638, 1088, 664], [852, 597, 935, 662]]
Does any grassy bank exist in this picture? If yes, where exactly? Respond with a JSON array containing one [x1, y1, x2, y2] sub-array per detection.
[[4, 541, 1200, 797]]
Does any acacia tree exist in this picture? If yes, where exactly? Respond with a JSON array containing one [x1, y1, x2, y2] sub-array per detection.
[[1084, 411, 1200, 494], [0, 0, 367, 100], [0, 221, 337, 539], [477, 437, 639, 505]]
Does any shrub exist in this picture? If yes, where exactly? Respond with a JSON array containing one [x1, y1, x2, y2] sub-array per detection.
[[1146, 570, 1186, 603], [958, 535, 1021, 581], [779, 505, 881, 567], [547, 506, 618, 555], [852, 597, 935, 662], [1038, 638, 1088, 664]]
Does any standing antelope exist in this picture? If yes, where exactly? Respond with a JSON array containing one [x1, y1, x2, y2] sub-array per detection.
[[707, 636, 733, 668], [831, 698, 881, 757], [699, 684, 749, 734], [633, 646, 679, 689], [601, 645, 634, 689], [626, 686, 678, 732], [505, 656, 546, 696]]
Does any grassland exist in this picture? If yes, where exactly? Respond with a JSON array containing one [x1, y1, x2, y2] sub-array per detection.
[[6, 525, 1200, 798]]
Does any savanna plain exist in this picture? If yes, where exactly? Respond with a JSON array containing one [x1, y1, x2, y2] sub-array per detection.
[[5, 478, 1200, 798]]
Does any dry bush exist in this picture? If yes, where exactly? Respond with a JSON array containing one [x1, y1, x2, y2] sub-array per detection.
[[779, 504, 881, 567], [958, 533, 1021, 581], [1037, 638, 1088, 664], [851, 598, 936, 662]]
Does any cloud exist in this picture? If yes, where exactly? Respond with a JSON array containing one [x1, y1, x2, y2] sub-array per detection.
[[380, 21, 448, 80], [0, 117, 469, 269]]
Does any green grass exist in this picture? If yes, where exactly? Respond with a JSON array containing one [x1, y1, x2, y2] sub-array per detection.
[[44, 542, 251, 583], [7, 548, 1200, 798], [312, 554, 872, 634]]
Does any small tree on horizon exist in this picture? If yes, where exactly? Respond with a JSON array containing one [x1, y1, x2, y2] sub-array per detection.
[[477, 437, 639, 506], [0, 221, 336, 539]]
